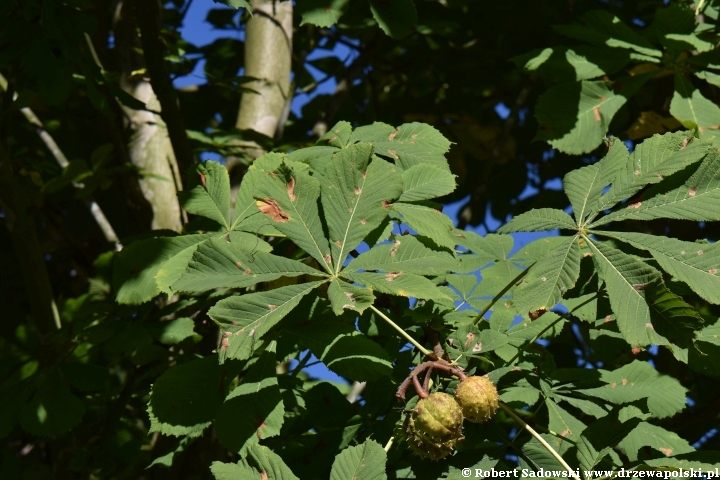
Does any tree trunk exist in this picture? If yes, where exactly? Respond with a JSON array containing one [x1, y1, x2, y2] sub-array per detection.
[[236, 0, 293, 143], [114, 1, 183, 232]]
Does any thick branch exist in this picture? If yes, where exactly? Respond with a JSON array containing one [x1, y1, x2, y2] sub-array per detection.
[[0, 147, 61, 334], [235, 0, 293, 153], [134, 0, 195, 171]]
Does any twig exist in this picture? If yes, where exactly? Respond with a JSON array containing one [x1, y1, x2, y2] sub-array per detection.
[[383, 436, 395, 452], [369, 305, 432, 357], [472, 262, 535, 325], [0, 74, 121, 248], [396, 360, 467, 400], [499, 403, 580, 480]]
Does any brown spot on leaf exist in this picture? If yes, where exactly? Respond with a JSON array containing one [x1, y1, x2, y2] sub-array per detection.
[[631, 346, 642, 355], [360, 218, 367, 225], [261, 471, 268, 480], [354, 186, 362, 195], [389, 130, 398, 141], [287, 177, 296, 201], [324, 254, 332, 264], [622, 378, 628, 386], [472, 342, 483, 353], [381, 200, 392, 208], [199, 172, 206, 188], [235, 261, 243, 268], [465, 332, 476, 349], [561, 429, 571, 437], [345, 292, 355, 302], [689, 187, 697, 197], [221, 337, 230, 350], [710, 268, 718, 275], [633, 283, 648, 291], [257, 198, 290, 222], [681, 137, 690, 149], [268, 305, 277, 311], [386, 271, 403, 281], [645, 323, 654, 331], [593, 105, 601, 122], [244, 268, 252, 275], [659, 447, 673, 456], [362, 170, 367, 179], [698, 250, 704, 255], [248, 329, 256, 337], [604, 315, 612, 323], [529, 308, 547, 320], [628, 202, 642, 209], [634, 169, 641, 175], [390, 240, 401, 256], [610, 382, 617, 388], [411, 133, 418, 139], [334, 240, 342, 247], [388, 149, 399, 159], [232, 320, 238, 326]]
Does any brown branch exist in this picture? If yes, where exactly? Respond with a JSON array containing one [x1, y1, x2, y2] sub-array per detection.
[[134, 0, 195, 171], [396, 360, 467, 401]]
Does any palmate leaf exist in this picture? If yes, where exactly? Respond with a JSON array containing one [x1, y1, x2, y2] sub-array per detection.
[[211, 445, 299, 480], [586, 239, 661, 347], [592, 131, 709, 215], [671, 73, 720, 147], [330, 439, 387, 480], [498, 208, 577, 233], [254, 161, 333, 272], [179, 160, 232, 229], [618, 422, 694, 461], [215, 342, 284, 455], [576, 407, 641, 473], [342, 271, 452, 302], [562, 137, 628, 223], [578, 360, 687, 419], [512, 236, 581, 316], [398, 164, 456, 202], [327, 278, 375, 315], [320, 333, 393, 381], [148, 356, 243, 438], [297, 0, 348, 28], [603, 231, 720, 304], [546, 399, 587, 443], [209, 281, 325, 363], [350, 122, 452, 171], [321, 143, 403, 271], [318, 120, 353, 148], [114, 233, 215, 304], [345, 234, 459, 275], [392, 202, 457, 250], [230, 153, 284, 234], [167, 238, 324, 294], [592, 151, 720, 225], [535, 80, 627, 155]]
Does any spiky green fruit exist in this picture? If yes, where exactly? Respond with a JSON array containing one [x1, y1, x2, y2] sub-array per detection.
[[404, 392, 463, 460], [454, 376, 499, 423]]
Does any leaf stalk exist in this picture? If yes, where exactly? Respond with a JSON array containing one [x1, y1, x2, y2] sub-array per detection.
[[369, 305, 433, 356]]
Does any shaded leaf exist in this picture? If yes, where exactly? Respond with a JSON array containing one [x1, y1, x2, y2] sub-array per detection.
[[298, 0, 349, 27], [327, 278, 375, 315], [499, 209, 577, 233], [321, 333, 393, 381], [369, 0, 418, 39], [342, 271, 452, 301], [346, 235, 459, 275]]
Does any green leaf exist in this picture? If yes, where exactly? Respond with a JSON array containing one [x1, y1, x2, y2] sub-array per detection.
[[215, 342, 284, 454], [603, 231, 720, 304], [346, 235, 458, 275], [392, 203, 457, 251], [446, 324, 509, 363], [398, 164, 456, 202], [213, 0, 252, 10], [168, 238, 324, 294], [318, 121, 353, 148], [535, 80, 627, 155], [351, 122, 451, 172], [455, 231, 513, 259], [342, 271, 452, 301], [330, 439, 387, 480], [286, 145, 338, 173], [579, 360, 687, 419], [671, 73, 720, 146], [247, 445, 300, 479], [513, 46, 630, 82], [563, 137, 629, 223], [586, 239, 661, 347], [498, 208, 577, 233], [554, 10, 662, 58], [369, 0, 418, 39], [254, 161, 333, 271], [643, 451, 720, 470], [510, 236, 569, 266], [512, 236, 581, 316], [322, 143, 403, 271], [210, 461, 257, 479], [179, 160, 231, 229], [592, 131, 709, 215], [147, 317, 197, 345], [17, 372, 84, 437], [148, 356, 241, 437], [298, 0, 349, 27], [209, 281, 325, 363], [231, 153, 284, 233], [321, 333, 393, 381], [576, 407, 641, 473], [149, 437, 194, 469], [473, 260, 524, 300], [546, 399, 587, 442], [113, 233, 214, 304], [618, 422, 694, 461], [593, 151, 720, 225], [327, 278, 375, 315], [645, 283, 704, 363]]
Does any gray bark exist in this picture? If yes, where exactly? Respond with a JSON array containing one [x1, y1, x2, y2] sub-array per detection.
[[114, 1, 183, 232], [236, 0, 293, 141]]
